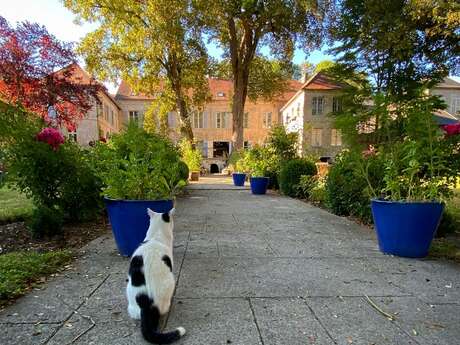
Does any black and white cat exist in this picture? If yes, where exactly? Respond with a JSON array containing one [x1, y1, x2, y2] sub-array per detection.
[[126, 208, 185, 344]]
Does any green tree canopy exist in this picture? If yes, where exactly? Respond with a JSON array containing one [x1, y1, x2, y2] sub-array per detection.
[[194, 0, 333, 150], [330, 0, 460, 99], [64, 0, 212, 142]]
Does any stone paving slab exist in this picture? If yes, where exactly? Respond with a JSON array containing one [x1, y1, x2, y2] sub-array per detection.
[[250, 297, 334, 345], [1, 178, 460, 345], [307, 296, 418, 345], [167, 298, 262, 345]]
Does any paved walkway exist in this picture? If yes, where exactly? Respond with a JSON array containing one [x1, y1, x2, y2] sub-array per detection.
[[1, 179, 460, 345]]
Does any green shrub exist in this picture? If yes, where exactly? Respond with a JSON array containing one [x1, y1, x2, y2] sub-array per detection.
[[29, 205, 64, 238], [178, 160, 190, 181], [178, 139, 202, 171], [279, 159, 317, 197], [239, 145, 276, 177], [3, 105, 103, 225], [90, 124, 186, 200], [325, 151, 384, 223]]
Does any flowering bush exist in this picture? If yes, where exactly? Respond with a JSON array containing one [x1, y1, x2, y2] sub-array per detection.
[[2, 107, 102, 237], [36, 127, 65, 150]]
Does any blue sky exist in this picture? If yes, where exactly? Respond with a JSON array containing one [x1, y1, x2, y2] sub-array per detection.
[[1, 0, 457, 90]]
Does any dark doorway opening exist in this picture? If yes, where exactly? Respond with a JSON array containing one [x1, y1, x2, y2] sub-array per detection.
[[213, 141, 229, 159], [210, 164, 219, 173]]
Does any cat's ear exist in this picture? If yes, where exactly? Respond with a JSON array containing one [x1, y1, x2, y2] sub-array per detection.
[[147, 208, 158, 218], [169, 208, 176, 216]]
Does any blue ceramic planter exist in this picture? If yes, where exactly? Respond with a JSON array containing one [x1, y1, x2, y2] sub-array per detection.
[[371, 199, 444, 258], [232, 173, 246, 186], [104, 198, 174, 256], [250, 177, 269, 195]]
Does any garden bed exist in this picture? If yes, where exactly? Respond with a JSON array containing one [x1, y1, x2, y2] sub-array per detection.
[[0, 217, 110, 254], [0, 217, 110, 307]]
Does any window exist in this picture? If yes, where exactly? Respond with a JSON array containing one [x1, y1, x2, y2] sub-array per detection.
[[332, 97, 342, 112], [196, 141, 208, 158], [215, 112, 230, 128], [243, 112, 249, 128], [452, 98, 460, 115], [110, 109, 114, 124], [311, 128, 322, 147], [192, 111, 204, 129], [331, 129, 342, 146], [244, 141, 251, 149], [217, 91, 225, 97], [296, 103, 301, 118], [68, 132, 77, 142], [103, 104, 109, 120], [96, 103, 102, 118], [312, 96, 324, 115], [168, 112, 176, 128], [129, 110, 139, 123], [263, 112, 272, 128]]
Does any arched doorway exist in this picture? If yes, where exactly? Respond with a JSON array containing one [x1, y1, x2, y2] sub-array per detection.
[[210, 164, 219, 174]]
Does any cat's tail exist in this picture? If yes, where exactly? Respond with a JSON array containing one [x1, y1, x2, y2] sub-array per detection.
[[136, 294, 186, 344]]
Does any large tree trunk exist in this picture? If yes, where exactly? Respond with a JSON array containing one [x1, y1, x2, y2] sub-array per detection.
[[227, 17, 259, 152], [168, 52, 194, 143], [176, 97, 194, 142], [231, 69, 249, 151]]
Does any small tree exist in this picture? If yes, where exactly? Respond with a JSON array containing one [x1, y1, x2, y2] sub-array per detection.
[[0, 16, 101, 129], [64, 0, 211, 142]]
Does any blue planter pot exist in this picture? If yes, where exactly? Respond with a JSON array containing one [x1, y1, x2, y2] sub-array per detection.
[[104, 198, 174, 257], [371, 199, 444, 258], [250, 177, 269, 195], [232, 173, 246, 186]]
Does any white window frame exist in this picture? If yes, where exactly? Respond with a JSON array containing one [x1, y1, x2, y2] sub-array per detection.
[[192, 111, 204, 129], [243, 112, 249, 128], [452, 98, 460, 115], [312, 97, 324, 115], [68, 132, 77, 142], [311, 128, 323, 147], [129, 110, 139, 123], [263, 112, 272, 128], [332, 97, 342, 112], [331, 129, 342, 146], [215, 112, 229, 129]]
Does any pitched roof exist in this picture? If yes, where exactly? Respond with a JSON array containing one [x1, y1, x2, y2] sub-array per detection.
[[434, 77, 460, 89], [57, 63, 121, 110], [280, 72, 345, 111]]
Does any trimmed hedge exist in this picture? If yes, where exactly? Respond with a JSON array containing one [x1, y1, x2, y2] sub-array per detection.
[[279, 159, 317, 197]]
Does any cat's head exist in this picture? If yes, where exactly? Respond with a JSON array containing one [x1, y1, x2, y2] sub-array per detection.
[[145, 207, 175, 238]]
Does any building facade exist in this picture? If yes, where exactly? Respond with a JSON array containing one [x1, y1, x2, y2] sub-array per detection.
[[114, 78, 301, 172], [281, 73, 345, 160], [61, 64, 122, 146]]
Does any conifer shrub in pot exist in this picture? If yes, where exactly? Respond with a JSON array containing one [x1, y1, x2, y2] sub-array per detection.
[[91, 125, 187, 256]]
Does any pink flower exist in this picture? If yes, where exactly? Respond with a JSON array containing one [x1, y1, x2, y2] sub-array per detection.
[[442, 123, 460, 137], [362, 145, 376, 158], [36, 127, 65, 150]]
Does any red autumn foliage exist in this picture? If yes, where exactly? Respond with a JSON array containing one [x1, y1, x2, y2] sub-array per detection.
[[0, 16, 103, 129], [36, 127, 65, 151]]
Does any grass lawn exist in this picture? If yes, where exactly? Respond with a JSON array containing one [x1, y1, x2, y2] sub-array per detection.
[[0, 186, 35, 224], [0, 250, 72, 305]]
